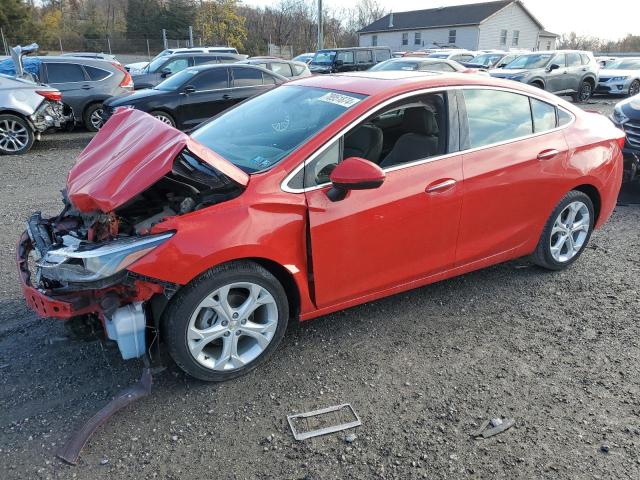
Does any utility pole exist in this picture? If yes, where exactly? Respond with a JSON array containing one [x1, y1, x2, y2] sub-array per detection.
[[188, 26, 194, 48], [162, 29, 168, 50], [317, 0, 323, 50]]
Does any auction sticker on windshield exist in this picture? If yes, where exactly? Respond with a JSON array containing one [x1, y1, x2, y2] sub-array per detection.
[[318, 92, 361, 108]]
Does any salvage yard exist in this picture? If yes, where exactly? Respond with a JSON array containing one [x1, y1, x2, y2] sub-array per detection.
[[1, 96, 640, 479]]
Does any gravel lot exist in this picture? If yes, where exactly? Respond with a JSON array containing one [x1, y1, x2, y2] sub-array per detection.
[[2, 96, 640, 480]]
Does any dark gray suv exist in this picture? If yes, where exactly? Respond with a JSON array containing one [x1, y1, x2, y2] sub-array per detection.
[[489, 51, 599, 102]]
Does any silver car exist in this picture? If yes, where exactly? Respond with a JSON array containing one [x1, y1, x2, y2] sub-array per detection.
[[238, 58, 311, 79], [596, 57, 640, 97]]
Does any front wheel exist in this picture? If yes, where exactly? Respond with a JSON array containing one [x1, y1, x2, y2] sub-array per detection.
[[163, 261, 289, 381], [531, 190, 595, 270], [0, 114, 34, 155], [149, 110, 176, 127], [629, 79, 640, 97]]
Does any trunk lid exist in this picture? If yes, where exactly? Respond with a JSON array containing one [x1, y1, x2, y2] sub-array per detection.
[[67, 108, 249, 213]]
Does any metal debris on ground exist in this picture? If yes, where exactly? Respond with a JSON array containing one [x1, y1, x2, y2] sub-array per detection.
[[472, 417, 515, 439], [287, 403, 361, 441]]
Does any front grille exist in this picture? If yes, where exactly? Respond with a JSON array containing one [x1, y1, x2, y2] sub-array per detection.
[[623, 120, 640, 149]]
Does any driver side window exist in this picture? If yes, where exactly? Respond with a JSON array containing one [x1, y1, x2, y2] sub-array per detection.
[[300, 92, 448, 188], [164, 58, 189, 74]]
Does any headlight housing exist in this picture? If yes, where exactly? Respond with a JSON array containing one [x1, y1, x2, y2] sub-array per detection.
[[37, 232, 173, 284], [612, 105, 629, 124], [610, 76, 628, 82]]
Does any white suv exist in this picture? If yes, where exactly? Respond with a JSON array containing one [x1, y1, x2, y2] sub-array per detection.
[[125, 47, 244, 74]]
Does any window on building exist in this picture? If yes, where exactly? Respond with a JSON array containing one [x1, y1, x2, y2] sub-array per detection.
[[402, 32, 408, 45], [512, 30, 520, 46], [448, 30, 456, 44], [372, 35, 378, 46], [415, 32, 421, 45], [546, 41, 552, 50], [500, 29, 508, 45]]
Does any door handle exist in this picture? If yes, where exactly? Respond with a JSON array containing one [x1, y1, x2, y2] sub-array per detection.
[[426, 179, 456, 193], [222, 94, 231, 99], [537, 149, 560, 160], [81, 85, 91, 89]]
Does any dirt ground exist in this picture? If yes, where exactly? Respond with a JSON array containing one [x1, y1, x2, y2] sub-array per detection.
[[1, 96, 639, 480]]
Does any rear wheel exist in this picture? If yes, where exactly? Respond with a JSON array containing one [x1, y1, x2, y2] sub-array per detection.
[[149, 110, 175, 127], [573, 80, 593, 103], [163, 261, 289, 381], [0, 114, 34, 155], [83, 103, 105, 132], [629, 79, 640, 97], [531, 190, 594, 270]]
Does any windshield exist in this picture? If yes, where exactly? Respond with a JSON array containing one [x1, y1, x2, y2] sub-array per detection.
[[427, 53, 449, 59], [370, 60, 420, 71], [311, 51, 336, 65], [504, 53, 553, 69], [469, 54, 503, 66], [155, 69, 197, 91], [191, 85, 366, 173], [606, 58, 640, 70]]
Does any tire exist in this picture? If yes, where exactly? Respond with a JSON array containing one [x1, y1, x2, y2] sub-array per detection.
[[162, 261, 289, 382], [530, 81, 544, 90], [83, 103, 105, 132], [149, 110, 175, 127], [629, 79, 640, 97], [572, 80, 593, 103], [0, 114, 34, 155], [531, 190, 595, 271]]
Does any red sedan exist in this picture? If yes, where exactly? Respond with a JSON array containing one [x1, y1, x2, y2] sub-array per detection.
[[18, 71, 625, 381]]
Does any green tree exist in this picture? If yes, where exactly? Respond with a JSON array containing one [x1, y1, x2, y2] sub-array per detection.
[[126, 0, 162, 37], [196, 0, 247, 50], [160, 0, 196, 38], [0, 0, 33, 42]]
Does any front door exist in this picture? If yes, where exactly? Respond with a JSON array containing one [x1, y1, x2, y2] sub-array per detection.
[[304, 92, 463, 307], [177, 68, 233, 129], [545, 53, 568, 93]]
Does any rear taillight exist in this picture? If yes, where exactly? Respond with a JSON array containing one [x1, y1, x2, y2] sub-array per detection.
[[112, 62, 134, 89], [617, 135, 626, 150], [36, 90, 62, 102]]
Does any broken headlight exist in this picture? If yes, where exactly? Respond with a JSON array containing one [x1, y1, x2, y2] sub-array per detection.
[[37, 232, 173, 284]]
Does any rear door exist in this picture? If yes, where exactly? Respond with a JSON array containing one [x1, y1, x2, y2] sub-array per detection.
[[177, 67, 232, 129], [303, 91, 464, 307], [43, 62, 90, 119], [355, 49, 374, 70], [335, 51, 356, 72], [456, 88, 570, 266], [229, 66, 272, 105]]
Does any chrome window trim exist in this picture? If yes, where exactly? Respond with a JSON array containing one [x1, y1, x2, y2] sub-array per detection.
[[280, 85, 575, 194]]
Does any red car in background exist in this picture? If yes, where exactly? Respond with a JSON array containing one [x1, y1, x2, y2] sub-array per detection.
[[18, 71, 625, 381]]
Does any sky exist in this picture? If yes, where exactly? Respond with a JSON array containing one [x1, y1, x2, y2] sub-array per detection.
[[243, 0, 638, 41]]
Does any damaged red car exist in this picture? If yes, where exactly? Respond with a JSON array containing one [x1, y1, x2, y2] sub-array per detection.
[[18, 71, 625, 381]]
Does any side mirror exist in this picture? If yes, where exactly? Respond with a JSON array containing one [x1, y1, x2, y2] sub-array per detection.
[[161, 67, 172, 77], [327, 157, 385, 202], [183, 85, 196, 94], [548, 63, 560, 72]]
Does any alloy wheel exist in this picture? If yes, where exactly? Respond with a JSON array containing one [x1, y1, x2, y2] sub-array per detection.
[[630, 80, 640, 97], [0, 119, 29, 153], [90, 108, 104, 130], [579, 82, 592, 102], [187, 282, 279, 371], [153, 113, 174, 125], [549, 201, 590, 263]]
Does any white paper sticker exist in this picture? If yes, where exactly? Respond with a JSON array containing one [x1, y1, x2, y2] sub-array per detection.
[[318, 92, 361, 108]]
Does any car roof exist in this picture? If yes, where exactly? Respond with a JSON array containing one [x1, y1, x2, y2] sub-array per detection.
[[35, 56, 118, 67], [288, 70, 566, 104]]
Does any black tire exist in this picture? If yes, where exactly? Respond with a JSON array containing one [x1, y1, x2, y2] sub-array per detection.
[[0, 114, 34, 155], [149, 110, 176, 127], [629, 79, 640, 97], [531, 190, 595, 271], [573, 80, 593, 103], [162, 261, 289, 382], [83, 103, 105, 132], [530, 81, 544, 90]]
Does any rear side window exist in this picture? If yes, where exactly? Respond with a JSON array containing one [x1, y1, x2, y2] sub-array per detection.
[[46, 63, 86, 83], [558, 108, 573, 126], [337, 51, 354, 64], [356, 50, 373, 64], [84, 65, 111, 81], [262, 72, 278, 84], [531, 98, 557, 132], [190, 69, 229, 90], [271, 62, 292, 77], [292, 64, 306, 75], [232, 67, 263, 87], [375, 49, 391, 62], [463, 89, 532, 148], [567, 53, 582, 67], [580, 54, 591, 65]]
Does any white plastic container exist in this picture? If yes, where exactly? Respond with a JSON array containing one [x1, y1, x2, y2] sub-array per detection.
[[105, 302, 146, 359]]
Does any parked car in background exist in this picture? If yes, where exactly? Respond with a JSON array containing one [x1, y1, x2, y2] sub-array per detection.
[[489, 51, 599, 102], [611, 94, 640, 180], [0, 74, 68, 154], [596, 56, 617, 68], [292, 53, 314, 64], [132, 52, 244, 90], [61, 52, 120, 64], [309, 47, 392, 74], [462, 51, 520, 70], [238, 58, 311, 79], [596, 57, 640, 97], [103, 64, 286, 130], [125, 46, 242, 74], [427, 50, 477, 63], [18, 71, 624, 381], [369, 57, 473, 73], [0, 55, 133, 131]]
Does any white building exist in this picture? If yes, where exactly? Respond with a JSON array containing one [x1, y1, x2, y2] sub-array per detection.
[[358, 0, 558, 53]]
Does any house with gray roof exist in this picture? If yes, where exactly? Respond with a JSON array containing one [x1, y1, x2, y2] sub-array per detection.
[[358, 0, 556, 53]]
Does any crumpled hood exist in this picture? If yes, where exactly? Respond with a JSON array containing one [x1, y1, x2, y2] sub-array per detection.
[[67, 108, 249, 213]]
